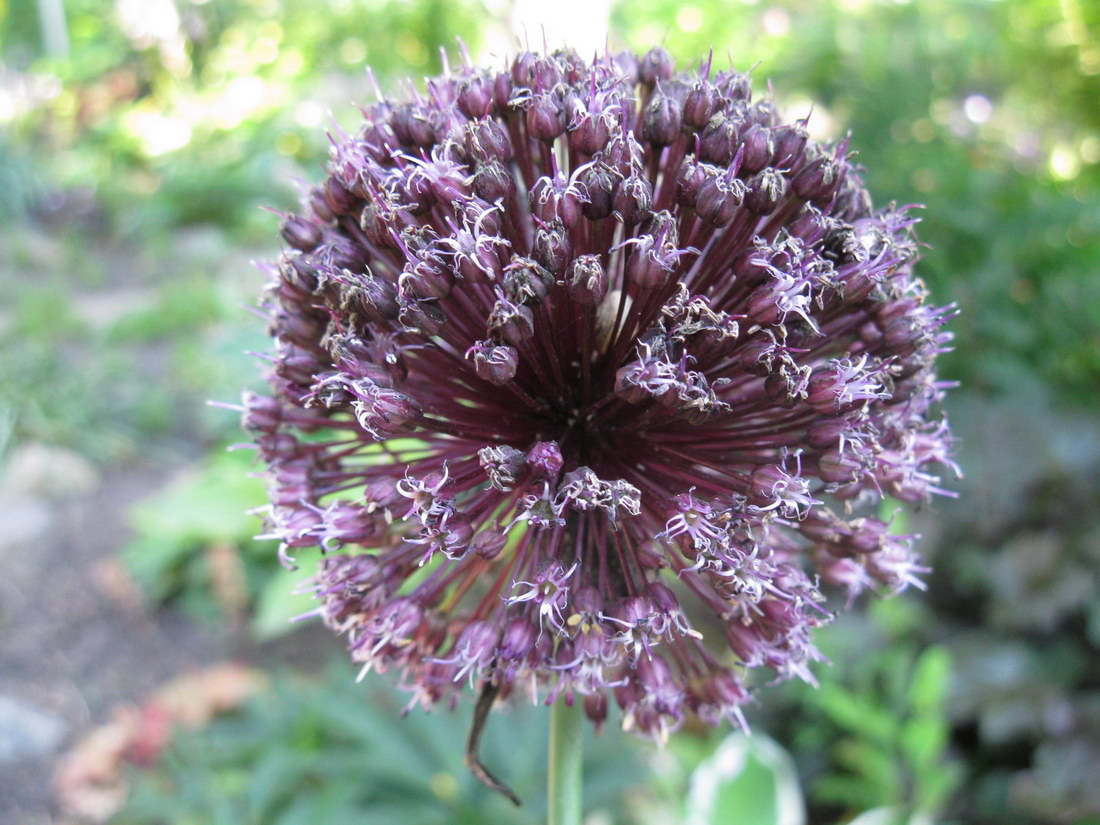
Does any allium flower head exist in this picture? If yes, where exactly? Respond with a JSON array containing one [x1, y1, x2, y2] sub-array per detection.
[[248, 47, 957, 741]]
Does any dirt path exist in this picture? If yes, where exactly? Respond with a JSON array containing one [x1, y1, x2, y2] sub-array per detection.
[[0, 461, 226, 824]]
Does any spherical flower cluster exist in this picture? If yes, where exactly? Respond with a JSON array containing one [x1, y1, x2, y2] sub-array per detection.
[[247, 47, 957, 741]]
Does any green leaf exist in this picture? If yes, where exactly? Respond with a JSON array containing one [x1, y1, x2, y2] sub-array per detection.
[[250, 564, 319, 641], [686, 733, 805, 825], [815, 682, 896, 745], [899, 717, 947, 774], [906, 646, 951, 717]]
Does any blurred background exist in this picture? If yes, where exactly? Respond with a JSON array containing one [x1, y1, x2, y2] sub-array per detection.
[[1, 0, 1098, 823]]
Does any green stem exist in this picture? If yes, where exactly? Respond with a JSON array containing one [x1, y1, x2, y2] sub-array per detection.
[[547, 699, 584, 825]]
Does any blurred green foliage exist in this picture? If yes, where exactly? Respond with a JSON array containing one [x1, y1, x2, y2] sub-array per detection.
[[122, 448, 278, 621], [114, 660, 645, 825], [615, 0, 1100, 403]]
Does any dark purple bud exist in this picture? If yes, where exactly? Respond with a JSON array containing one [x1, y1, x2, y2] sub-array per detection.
[[644, 581, 681, 616], [818, 449, 862, 484], [282, 215, 322, 251], [696, 174, 746, 227], [409, 258, 456, 300], [626, 247, 675, 289], [472, 160, 516, 203], [765, 372, 804, 408], [821, 224, 865, 266], [793, 155, 843, 203], [613, 175, 653, 224], [773, 122, 809, 169], [278, 256, 319, 298], [565, 255, 608, 305], [699, 114, 741, 166], [276, 307, 326, 348], [467, 341, 519, 384], [510, 51, 538, 88], [676, 156, 708, 207], [493, 70, 513, 109], [350, 274, 399, 323], [530, 174, 584, 228], [527, 89, 567, 141], [503, 256, 554, 304], [584, 693, 608, 731], [277, 347, 324, 386], [717, 71, 753, 102], [398, 297, 446, 336], [643, 93, 681, 148], [457, 74, 495, 119], [324, 176, 359, 215], [728, 245, 769, 288], [471, 528, 507, 560], [744, 168, 787, 215], [578, 163, 615, 220], [567, 94, 613, 155], [639, 48, 674, 85], [309, 187, 334, 222], [242, 392, 283, 434], [738, 123, 773, 175], [359, 192, 400, 248], [880, 315, 924, 356], [807, 416, 853, 449], [479, 444, 527, 490], [683, 80, 722, 130], [396, 171, 435, 216], [602, 132, 644, 177], [391, 104, 434, 147], [611, 50, 640, 84], [533, 223, 573, 275], [833, 184, 875, 222], [499, 618, 538, 661], [489, 297, 535, 344], [465, 117, 513, 163], [788, 204, 825, 240], [527, 440, 563, 479]]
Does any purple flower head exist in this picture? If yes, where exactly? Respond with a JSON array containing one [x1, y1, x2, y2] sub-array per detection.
[[248, 47, 958, 742]]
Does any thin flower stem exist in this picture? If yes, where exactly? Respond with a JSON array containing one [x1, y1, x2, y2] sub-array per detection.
[[547, 699, 584, 825]]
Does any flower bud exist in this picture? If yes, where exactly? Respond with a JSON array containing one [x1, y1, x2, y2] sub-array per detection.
[[324, 176, 359, 215], [527, 88, 567, 142], [565, 255, 608, 305], [696, 174, 746, 227], [738, 123, 774, 175], [676, 156, 708, 207], [643, 92, 682, 146], [699, 114, 740, 166], [282, 215, 322, 251], [683, 80, 722, 129], [744, 168, 787, 215], [613, 175, 653, 224], [472, 159, 516, 203], [818, 448, 862, 484], [527, 441, 564, 479], [533, 223, 573, 275], [467, 341, 519, 384], [578, 163, 615, 220], [639, 48, 674, 85], [489, 297, 535, 344], [465, 117, 512, 163], [793, 156, 843, 203], [503, 256, 554, 304], [457, 74, 495, 119]]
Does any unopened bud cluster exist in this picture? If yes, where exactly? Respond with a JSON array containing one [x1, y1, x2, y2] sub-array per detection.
[[248, 47, 957, 740]]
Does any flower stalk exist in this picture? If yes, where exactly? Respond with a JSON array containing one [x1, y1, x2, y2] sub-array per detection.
[[548, 700, 584, 825]]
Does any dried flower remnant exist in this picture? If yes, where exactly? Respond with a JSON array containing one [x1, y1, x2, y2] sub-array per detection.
[[245, 47, 958, 746]]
